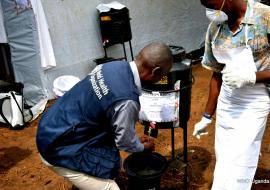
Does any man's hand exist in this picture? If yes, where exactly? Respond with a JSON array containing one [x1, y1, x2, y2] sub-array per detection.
[[222, 68, 256, 89], [140, 135, 155, 152], [139, 136, 149, 143], [192, 116, 212, 139], [143, 140, 155, 152]]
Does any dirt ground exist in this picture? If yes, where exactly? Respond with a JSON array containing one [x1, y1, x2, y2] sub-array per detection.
[[0, 64, 270, 190]]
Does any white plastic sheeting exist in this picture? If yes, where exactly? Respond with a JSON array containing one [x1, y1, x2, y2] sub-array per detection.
[[31, 0, 56, 70], [1, 0, 48, 120], [1, 0, 57, 120], [0, 3, 7, 43], [0, 0, 56, 69]]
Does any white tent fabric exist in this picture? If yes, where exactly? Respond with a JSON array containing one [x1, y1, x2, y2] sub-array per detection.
[[0, 3, 7, 43], [30, 0, 56, 70]]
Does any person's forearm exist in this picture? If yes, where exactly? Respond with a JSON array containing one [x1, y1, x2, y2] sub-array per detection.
[[204, 72, 222, 117], [111, 100, 144, 152], [256, 70, 270, 83]]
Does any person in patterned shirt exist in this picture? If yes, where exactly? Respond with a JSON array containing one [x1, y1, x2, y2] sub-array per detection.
[[193, 0, 270, 189]]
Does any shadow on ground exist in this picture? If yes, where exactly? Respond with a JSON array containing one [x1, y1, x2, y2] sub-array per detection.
[[0, 147, 32, 174]]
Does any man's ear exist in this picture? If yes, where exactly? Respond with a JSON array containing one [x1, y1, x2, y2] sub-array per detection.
[[151, 67, 161, 77]]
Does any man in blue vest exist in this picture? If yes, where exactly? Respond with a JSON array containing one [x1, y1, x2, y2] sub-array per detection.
[[36, 42, 173, 190]]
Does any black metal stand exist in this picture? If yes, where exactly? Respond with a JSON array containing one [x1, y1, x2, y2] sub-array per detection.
[[182, 122, 188, 190], [170, 122, 188, 190], [129, 40, 134, 61], [171, 126, 175, 159], [122, 42, 127, 61], [103, 40, 134, 62], [140, 59, 192, 190], [103, 46, 108, 58]]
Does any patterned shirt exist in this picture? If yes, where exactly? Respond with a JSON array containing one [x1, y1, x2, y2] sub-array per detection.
[[202, 1, 270, 73]]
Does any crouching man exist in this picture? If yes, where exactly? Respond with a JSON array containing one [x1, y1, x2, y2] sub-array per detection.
[[36, 42, 173, 190]]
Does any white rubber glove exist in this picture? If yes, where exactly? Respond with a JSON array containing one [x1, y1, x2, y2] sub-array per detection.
[[222, 68, 256, 89], [192, 116, 212, 139]]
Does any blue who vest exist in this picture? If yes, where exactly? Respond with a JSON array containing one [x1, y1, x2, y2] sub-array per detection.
[[36, 61, 140, 179]]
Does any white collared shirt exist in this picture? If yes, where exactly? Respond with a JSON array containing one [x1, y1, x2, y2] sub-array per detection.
[[129, 61, 142, 95]]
